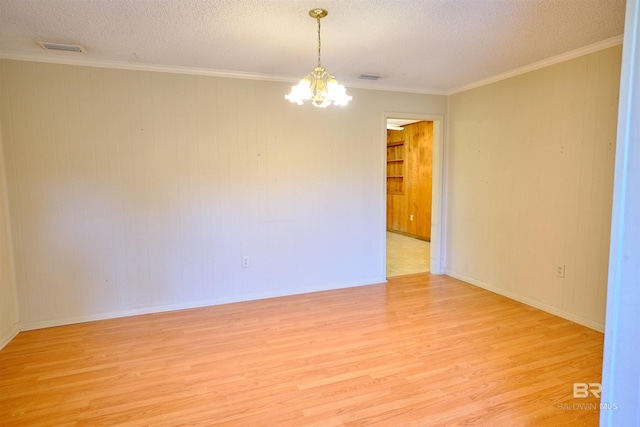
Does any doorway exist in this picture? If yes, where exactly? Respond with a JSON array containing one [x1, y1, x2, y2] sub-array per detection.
[[383, 113, 444, 277]]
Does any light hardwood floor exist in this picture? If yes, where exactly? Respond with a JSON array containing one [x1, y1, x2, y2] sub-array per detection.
[[0, 274, 603, 426]]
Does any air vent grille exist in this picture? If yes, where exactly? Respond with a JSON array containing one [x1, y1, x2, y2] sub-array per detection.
[[358, 73, 382, 81], [37, 42, 86, 53]]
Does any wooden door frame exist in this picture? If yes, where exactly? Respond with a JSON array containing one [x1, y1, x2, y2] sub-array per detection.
[[383, 112, 446, 275]]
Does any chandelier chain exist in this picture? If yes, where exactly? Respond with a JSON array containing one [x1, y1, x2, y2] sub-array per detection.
[[317, 16, 321, 67]]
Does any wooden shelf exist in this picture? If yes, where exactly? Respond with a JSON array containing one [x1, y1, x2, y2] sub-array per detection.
[[387, 140, 405, 194]]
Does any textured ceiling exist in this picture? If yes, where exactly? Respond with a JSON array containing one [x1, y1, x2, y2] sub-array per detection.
[[0, 0, 627, 94]]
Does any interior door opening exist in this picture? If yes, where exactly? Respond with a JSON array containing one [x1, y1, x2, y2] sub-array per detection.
[[384, 114, 443, 278]]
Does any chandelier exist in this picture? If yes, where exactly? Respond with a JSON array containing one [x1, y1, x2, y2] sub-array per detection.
[[285, 8, 352, 108]]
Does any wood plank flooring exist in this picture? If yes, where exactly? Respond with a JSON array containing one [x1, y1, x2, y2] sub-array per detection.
[[0, 274, 604, 426]]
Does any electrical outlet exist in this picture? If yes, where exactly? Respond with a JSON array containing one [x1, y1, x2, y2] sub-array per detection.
[[242, 256, 250, 268], [410, 214, 414, 221], [556, 264, 565, 278]]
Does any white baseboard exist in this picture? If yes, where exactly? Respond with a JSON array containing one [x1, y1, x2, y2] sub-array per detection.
[[445, 270, 605, 332], [19, 276, 388, 331], [0, 322, 20, 350]]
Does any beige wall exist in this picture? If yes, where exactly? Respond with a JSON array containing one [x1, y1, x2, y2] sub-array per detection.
[[0, 59, 447, 329], [447, 45, 622, 331], [0, 119, 19, 349], [0, 43, 622, 335]]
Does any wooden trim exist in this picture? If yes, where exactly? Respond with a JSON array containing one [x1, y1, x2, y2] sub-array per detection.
[[386, 229, 431, 242], [0, 322, 19, 351]]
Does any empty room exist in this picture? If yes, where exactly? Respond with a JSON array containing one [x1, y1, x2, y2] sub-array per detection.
[[1, 1, 639, 426]]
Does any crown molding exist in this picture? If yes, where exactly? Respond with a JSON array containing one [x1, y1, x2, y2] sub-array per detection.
[[0, 35, 623, 98], [0, 50, 296, 83], [344, 81, 448, 96], [448, 35, 624, 95], [0, 51, 448, 97]]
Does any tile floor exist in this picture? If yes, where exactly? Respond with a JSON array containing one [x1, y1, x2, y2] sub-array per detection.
[[386, 231, 430, 277]]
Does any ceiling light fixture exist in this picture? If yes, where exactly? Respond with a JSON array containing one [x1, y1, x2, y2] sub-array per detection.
[[285, 8, 352, 108]]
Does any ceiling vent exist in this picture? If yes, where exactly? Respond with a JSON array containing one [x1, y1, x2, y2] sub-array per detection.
[[37, 41, 86, 53], [358, 73, 382, 81]]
